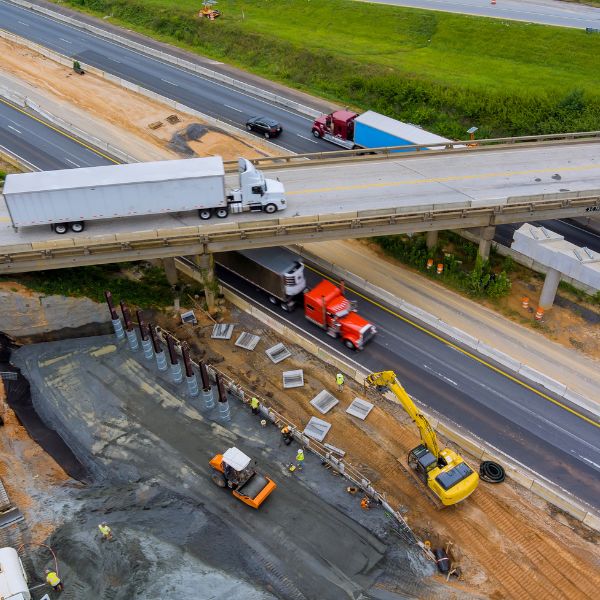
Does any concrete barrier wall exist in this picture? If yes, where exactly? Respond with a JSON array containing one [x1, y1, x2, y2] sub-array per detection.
[[293, 245, 600, 421], [6, 0, 322, 119], [220, 284, 600, 532]]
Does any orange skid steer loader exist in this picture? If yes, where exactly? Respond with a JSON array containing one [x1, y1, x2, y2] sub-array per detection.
[[209, 447, 276, 509]]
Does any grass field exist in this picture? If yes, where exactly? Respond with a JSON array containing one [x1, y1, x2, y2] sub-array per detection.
[[56, 0, 600, 137]]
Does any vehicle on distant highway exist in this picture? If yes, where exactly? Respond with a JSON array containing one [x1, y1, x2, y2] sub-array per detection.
[[3, 156, 287, 233], [312, 109, 454, 151], [246, 116, 283, 138]]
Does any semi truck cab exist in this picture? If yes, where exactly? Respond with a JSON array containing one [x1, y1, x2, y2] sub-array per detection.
[[228, 158, 286, 214], [311, 110, 358, 149], [304, 279, 376, 350]]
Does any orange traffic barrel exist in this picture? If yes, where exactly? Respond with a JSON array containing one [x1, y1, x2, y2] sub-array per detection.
[[535, 307, 544, 321], [521, 297, 529, 309], [436, 263, 444, 275], [427, 258, 434, 269]]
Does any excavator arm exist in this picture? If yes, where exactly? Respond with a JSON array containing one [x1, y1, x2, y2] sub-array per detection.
[[365, 371, 439, 458]]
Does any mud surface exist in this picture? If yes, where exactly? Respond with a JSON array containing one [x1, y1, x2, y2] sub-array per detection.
[[10, 335, 449, 600]]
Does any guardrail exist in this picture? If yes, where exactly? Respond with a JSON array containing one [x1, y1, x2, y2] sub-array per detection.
[[1, 192, 598, 273]]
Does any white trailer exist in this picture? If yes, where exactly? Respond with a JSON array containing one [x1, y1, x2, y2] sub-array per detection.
[[0, 547, 31, 600], [3, 156, 286, 234]]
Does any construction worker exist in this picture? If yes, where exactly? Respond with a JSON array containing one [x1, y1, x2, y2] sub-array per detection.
[[250, 396, 260, 415], [336, 372, 345, 391], [281, 425, 293, 446], [98, 521, 113, 541], [296, 448, 305, 470], [360, 496, 371, 511], [45, 569, 63, 592]]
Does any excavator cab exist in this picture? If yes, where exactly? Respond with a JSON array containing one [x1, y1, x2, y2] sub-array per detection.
[[210, 447, 276, 509]]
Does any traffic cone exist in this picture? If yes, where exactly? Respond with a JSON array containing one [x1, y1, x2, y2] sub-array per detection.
[[436, 263, 444, 275], [521, 297, 529, 309], [427, 258, 434, 270], [535, 307, 544, 321]]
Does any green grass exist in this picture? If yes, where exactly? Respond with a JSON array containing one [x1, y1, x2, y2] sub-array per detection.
[[53, 0, 600, 137], [0, 170, 6, 184], [2, 262, 176, 308]]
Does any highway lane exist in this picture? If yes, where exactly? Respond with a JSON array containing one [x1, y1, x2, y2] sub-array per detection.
[[0, 97, 114, 170], [216, 261, 600, 510], [0, 0, 330, 155], [362, 0, 600, 29]]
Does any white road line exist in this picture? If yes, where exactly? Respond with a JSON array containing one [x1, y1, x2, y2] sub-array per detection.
[[577, 454, 600, 471], [224, 104, 243, 113], [59, 37, 72, 44], [297, 134, 319, 144], [65, 158, 81, 167], [17, 20, 29, 26], [7, 125, 21, 134], [113, 58, 122, 64], [423, 364, 458, 386], [161, 79, 178, 86], [557, 219, 600, 240]]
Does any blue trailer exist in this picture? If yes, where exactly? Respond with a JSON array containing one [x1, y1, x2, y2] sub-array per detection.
[[353, 111, 455, 151]]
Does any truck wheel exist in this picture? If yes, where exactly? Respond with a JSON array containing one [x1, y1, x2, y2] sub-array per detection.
[[264, 132, 270, 139], [211, 472, 227, 488], [215, 208, 229, 219], [53, 223, 68, 235], [263, 203, 277, 214], [70, 221, 85, 233], [198, 209, 212, 220], [312, 129, 321, 138], [344, 339, 356, 350], [268, 296, 278, 305], [246, 124, 252, 131]]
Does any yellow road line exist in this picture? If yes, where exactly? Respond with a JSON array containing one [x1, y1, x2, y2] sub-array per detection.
[[288, 163, 599, 195], [307, 264, 600, 428], [0, 217, 11, 222], [0, 97, 120, 165]]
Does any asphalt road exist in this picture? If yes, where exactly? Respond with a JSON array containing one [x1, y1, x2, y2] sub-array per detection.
[[0, 97, 113, 171], [0, 0, 331, 155], [216, 261, 600, 511], [362, 0, 600, 29]]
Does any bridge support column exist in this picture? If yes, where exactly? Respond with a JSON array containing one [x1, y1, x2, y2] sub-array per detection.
[[194, 253, 217, 312], [538, 267, 561, 310], [163, 257, 178, 286], [426, 230, 438, 250], [478, 226, 496, 261]]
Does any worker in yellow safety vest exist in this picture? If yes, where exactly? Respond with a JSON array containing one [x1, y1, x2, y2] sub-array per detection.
[[336, 372, 345, 391], [46, 569, 63, 592], [296, 448, 305, 469], [98, 522, 113, 541], [250, 397, 260, 415]]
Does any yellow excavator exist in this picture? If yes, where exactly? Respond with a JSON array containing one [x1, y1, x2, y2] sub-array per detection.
[[365, 371, 479, 506]]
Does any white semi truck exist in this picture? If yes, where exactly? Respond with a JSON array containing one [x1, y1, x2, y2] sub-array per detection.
[[3, 156, 286, 234]]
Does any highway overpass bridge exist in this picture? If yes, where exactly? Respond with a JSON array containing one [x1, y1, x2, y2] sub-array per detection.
[[1, 141, 599, 273]]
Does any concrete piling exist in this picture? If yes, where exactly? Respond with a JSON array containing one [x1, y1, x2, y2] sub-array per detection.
[[181, 343, 199, 397], [119, 301, 139, 351], [104, 291, 125, 340], [136, 310, 154, 361], [199, 361, 215, 409], [166, 335, 183, 384], [148, 324, 168, 371], [216, 374, 231, 421]]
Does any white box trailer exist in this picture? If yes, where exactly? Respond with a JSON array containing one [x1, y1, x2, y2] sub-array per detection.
[[3, 156, 286, 234], [0, 547, 31, 600]]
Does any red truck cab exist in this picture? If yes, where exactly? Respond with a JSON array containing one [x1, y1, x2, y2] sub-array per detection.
[[312, 110, 358, 148], [304, 279, 376, 350]]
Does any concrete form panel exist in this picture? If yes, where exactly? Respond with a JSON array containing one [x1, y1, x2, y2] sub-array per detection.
[[310, 390, 339, 415], [346, 398, 374, 420], [303, 416, 332, 442]]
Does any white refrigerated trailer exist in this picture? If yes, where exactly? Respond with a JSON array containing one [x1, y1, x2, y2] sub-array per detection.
[[3, 156, 286, 234]]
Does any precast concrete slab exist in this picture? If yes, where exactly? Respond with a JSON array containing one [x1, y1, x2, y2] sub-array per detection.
[[211, 323, 234, 339], [346, 398, 374, 421], [234, 331, 260, 350], [303, 416, 332, 443], [310, 390, 339, 415], [265, 342, 291, 364], [282, 369, 304, 389]]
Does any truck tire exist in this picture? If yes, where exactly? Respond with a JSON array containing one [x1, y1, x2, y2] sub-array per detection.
[[268, 296, 278, 305], [70, 221, 85, 233], [344, 339, 356, 350], [211, 472, 227, 488], [312, 129, 322, 138], [215, 207, 229, 219], [246, 124, 252, 131], [53, 223, 68, 235], [263, 203, 277, 214], [199, 209, 212, 220]]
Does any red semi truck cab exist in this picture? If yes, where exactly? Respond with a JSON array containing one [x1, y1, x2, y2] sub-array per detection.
[[304, 279, 376, 350], [312, 110, 358, 149]]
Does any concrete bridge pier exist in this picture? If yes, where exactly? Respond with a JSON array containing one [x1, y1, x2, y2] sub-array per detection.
[[478, 226, 496, 260], [163, 257, 179, 286], [539, 267, 562, 309], [194, 253, 217, 312], [426, 230, 438, 250]]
